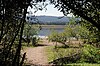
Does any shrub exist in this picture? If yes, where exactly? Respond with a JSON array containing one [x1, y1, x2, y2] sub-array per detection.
[[78, 44, 100, 63]]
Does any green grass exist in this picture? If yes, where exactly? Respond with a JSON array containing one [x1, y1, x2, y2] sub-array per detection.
[[66, 63, 100, 66], [45, 46, 79, 62], [45, 45, 100, 66]]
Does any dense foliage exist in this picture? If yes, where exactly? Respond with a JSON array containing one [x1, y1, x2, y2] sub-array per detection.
[[0, 0, 34, 66], [50, 0, 100, 30], [78, 44, 100, 63]]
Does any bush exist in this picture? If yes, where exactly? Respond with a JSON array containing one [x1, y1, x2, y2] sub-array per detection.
[[78, 44, 100, 63], [32, 36, 39, 46]]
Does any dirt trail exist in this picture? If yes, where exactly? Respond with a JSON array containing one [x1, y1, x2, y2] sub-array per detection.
[[22, 39, 63, 66], [23, 46, 48, 66]]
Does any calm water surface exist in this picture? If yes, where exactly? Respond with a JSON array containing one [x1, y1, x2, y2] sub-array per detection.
[[38, 28, 64, 36]]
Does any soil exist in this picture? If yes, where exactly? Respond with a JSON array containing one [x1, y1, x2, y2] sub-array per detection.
[[23, 46, 48, 66], [22, 39, 77, 66], [22, 39, 61, 66]]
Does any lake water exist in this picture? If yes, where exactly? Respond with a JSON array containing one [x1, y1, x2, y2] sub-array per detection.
[[37, 28, 64, 36]]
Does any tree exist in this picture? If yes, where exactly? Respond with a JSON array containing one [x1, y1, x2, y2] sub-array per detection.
[[49, 0, 100, 30], [79, 20, 100, 47], [0, 0, 33, 66], [48, 30, 59, 48], [50, 0, 100, 47], [0, 0, 100, 65], [0, 0, 48, 65], [23, 23, 40, 46], [48, 19, 77, 47]]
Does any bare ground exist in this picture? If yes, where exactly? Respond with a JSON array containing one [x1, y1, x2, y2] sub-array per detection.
[[23, 46, 49, 66], [22, 39, 78, 66], [22, 38, 63, 66]]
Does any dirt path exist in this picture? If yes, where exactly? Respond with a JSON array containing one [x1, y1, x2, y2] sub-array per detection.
[[22, 39, 63, 66], [23, 46, 48, 66]]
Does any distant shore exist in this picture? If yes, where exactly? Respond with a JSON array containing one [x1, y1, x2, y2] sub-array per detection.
[[32, 25, 66, 28]]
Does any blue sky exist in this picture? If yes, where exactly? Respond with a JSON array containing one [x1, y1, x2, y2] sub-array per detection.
[[27, 3, 72, 17]]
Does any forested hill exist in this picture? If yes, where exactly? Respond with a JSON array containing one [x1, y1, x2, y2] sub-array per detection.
[[26, 16, 72, 25]]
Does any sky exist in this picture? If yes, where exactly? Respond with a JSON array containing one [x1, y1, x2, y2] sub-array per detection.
[[27, 3, 72, 17], [34, 5, 64, 16]]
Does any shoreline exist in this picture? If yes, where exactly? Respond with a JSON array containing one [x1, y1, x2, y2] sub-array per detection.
[[33, 35, 48, 39], [33, 25, 66, 29], [40, 25, 66, 28]]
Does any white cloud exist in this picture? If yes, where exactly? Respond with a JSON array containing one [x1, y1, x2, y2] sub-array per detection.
[[27, 4, 72, 17]]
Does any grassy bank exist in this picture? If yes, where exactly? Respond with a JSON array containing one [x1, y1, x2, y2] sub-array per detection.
[[45, 45, 100, 66], [45, 46, 79, 62]]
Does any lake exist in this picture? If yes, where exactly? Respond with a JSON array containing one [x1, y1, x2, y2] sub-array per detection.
[[37, 25, 65, 37]]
